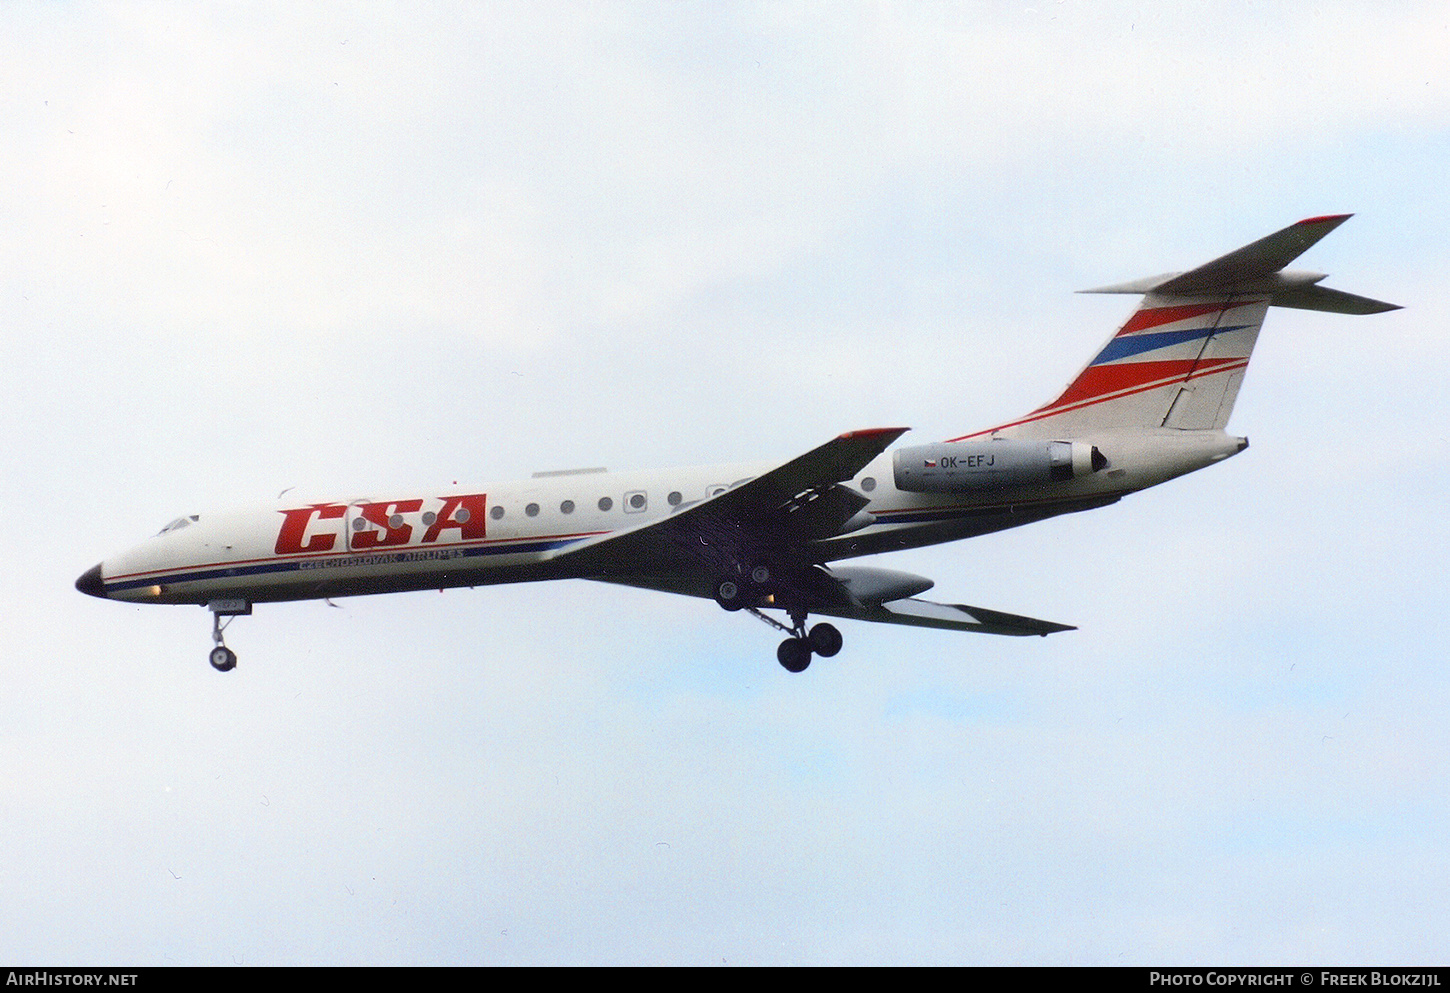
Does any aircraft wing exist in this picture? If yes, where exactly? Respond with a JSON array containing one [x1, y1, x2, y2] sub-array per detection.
[[550, 427, 908, 579], [811, 597, 1075, 637], [594, 564, 1074, 637], [553, 426, 1075, 638]]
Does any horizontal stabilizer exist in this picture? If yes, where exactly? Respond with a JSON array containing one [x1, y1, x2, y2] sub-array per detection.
[[1266, 282, 1401, 315], [1080, 214, 1400, 313], [1158, 213, 1352, 292]]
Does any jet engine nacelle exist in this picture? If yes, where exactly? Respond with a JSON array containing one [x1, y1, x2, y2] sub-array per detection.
[[893, 440, 1106, 493]]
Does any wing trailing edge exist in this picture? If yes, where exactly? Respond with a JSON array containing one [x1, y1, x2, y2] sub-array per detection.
[[813, 596, 1075, 637]]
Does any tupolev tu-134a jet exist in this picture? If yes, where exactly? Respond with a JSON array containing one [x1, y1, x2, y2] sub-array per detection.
[[77, 215, 1399, 673]]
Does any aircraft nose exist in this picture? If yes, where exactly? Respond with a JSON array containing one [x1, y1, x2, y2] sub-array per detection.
[[75, 563, 106, 598]]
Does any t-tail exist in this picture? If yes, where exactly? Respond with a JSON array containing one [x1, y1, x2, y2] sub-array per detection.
[[966, 215, 1400, 441]]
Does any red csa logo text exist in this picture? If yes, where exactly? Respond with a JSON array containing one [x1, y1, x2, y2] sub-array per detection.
[[275, 495, 488, 555]]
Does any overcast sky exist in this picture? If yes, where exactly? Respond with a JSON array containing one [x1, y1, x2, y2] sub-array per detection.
[[3, 0, 1447, 966]]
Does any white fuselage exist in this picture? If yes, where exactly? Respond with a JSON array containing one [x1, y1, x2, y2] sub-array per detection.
[[87, 428, 1245, 608]]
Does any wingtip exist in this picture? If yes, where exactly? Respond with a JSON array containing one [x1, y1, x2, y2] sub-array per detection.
[[840, 426, 910, 441], [1297, 213, 1353, 227]]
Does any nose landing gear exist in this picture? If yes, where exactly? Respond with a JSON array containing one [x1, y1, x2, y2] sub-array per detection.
[[207, 599, 250, 672], [210, 644, 237, 672]]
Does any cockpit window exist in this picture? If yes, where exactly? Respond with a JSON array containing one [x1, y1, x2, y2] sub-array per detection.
[[157, 515, 199, 536]]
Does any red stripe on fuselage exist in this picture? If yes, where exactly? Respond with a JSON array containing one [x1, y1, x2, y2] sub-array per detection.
[[105, 529, 614, 584]]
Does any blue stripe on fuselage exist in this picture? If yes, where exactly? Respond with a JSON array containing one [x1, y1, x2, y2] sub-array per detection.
[[101, 536, 587, 594]]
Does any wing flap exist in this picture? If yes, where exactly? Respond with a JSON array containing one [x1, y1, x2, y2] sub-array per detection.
[[814, 596, 1075, 637]]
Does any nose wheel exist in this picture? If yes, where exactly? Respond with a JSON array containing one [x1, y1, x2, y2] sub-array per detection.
[[207, 599, 250, 672], [209, 645, 237, 672]]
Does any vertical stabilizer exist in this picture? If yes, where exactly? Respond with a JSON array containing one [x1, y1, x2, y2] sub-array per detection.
[[963, 215, 1399, 441]]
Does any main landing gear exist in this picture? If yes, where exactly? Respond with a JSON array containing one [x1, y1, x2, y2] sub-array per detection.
[[747, 604, 842, 674], [207, 599, 251, 672], [713, 564, 844, 673]]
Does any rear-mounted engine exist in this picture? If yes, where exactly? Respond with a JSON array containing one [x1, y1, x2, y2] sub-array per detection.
[[892, 440, 1107, 493]]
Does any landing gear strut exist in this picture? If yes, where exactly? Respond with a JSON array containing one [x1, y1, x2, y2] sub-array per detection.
[[207, 599, 250, 672], [748, 604, 842, 674]]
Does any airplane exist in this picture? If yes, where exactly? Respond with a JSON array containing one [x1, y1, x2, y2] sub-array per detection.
[[76, 214, 1399, 674]]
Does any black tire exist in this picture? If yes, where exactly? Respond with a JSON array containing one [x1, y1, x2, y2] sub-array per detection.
[[777, 638, 812, 673], [715, 579, 745, 611], [209, 646, 237, 672], [808, 622, 843, 658]]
